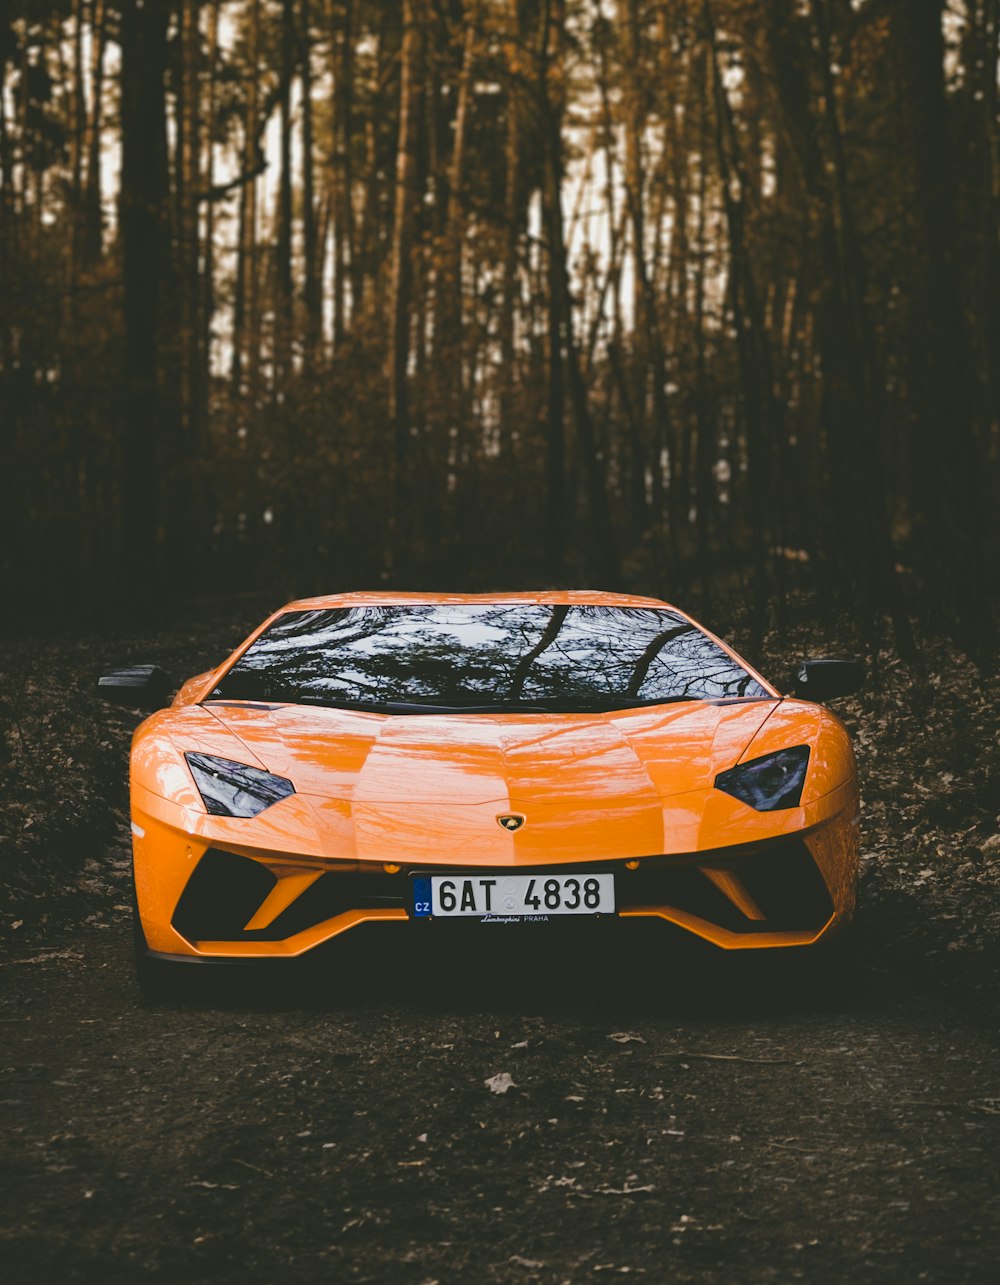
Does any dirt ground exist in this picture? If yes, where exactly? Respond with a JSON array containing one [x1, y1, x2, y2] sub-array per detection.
[[2, 597, 999, 1282]]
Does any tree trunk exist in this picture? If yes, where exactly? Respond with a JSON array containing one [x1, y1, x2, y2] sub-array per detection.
[[69, 0, 86, 282], [539, 0, 567, 578], [706, 3, 773, 641], [202, 0, 219, 385], [301, 0, 321, 357], [387, 0, 427, 574], [811, 0, 912, 653], [330, 0, 356, 344], [622, 0, 675, 565], [176, 0, 201, 455], [498, 0, 524, 456], [275, 0, 296, 390], [693, 70, 713, 613], [891, 0, 989, 655], [357, 10, 388, 323], [231, 0, 260, 391], [441, 13, 477, 382], [540, 0, 617, 584], [82, 0, 108, 263], [119, 0, 170, 601]]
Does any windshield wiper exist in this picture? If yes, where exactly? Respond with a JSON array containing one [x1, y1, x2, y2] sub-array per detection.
[[295, 693, 700, 714], [507, 695, 699, 713], [296, 696, 489, 714]]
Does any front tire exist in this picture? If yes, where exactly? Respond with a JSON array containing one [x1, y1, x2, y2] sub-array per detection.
[[132, 891, 192, 1002]]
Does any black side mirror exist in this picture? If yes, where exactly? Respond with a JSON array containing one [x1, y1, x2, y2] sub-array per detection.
[[792, 658, 864, 702], [97, 665, 173, 711]]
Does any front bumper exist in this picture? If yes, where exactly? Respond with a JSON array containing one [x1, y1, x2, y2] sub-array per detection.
[[132, 780, 859, 958]]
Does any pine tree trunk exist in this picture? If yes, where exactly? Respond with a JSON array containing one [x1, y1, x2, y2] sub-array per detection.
[[275, 0, 296, 390], [440, 12, 477, 431], [330, 0, 356, 345], [82, 0, 107, 263], [387, 0, 427, 573], [498, 0, 523, 456], [810, 0, 912, 653], [891, 0, 989, 654], [539, 0, 567, 578], [202, 0, 219, 384], [119, 0, 170, 600], [301, 0, 321, 357], [231, 0, 260, 391], [622, 0, 674, 562], [69, 0, 86, 283]]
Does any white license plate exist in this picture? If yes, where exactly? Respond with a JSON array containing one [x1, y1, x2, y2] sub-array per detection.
[[412, 872, 615, 919]]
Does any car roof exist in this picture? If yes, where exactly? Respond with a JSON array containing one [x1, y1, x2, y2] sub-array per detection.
[[281, 590, 680, 611]]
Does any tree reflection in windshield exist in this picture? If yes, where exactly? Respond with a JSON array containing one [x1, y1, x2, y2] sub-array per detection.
[[212, 605, 769, 710]]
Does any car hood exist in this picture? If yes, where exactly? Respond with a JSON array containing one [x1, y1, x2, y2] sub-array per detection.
[[134, 696, 855, 865], [201, 698, 779, 806]]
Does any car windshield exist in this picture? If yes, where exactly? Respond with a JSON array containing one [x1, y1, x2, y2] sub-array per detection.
[[209, 604, 769, 712]]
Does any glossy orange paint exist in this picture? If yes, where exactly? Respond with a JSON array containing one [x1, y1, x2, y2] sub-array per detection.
[[129, 591, 859, 959]]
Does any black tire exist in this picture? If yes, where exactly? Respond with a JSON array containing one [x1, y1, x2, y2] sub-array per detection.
[[763, 924, 858, 998], [713, 922, 856, 1006], [132, 890, 193, 1002]]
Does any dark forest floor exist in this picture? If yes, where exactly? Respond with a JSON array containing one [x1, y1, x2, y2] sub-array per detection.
[[2, 593, 999, 1282]]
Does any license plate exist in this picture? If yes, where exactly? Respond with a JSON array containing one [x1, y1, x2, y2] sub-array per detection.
[[411, 872, 615, 920]]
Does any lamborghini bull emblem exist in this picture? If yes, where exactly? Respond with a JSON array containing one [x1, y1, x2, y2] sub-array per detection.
[[497, 813, 526, 832]]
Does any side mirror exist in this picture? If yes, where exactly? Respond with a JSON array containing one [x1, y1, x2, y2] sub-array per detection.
[[97, 665, 173, 711], [792, 658, 863, 702]]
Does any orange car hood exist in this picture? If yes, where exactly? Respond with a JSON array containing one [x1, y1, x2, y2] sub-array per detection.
[[138, 697, 840, 865], [202, 698, 779, 807]]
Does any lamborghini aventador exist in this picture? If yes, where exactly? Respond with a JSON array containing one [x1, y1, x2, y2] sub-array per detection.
[[97, 592, 862, 996]]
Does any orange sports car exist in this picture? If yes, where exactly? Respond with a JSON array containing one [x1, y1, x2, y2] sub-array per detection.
[[98, 592, 862, 996]]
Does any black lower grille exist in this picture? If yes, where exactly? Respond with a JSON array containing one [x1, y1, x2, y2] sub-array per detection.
[[244, 871, 407, 941], [171, 840, 834, 944], [736, 839, 834, 930], [172, 849, 277, 942], [171, 849, 407, 943], [620, 839, 833, 934], [619, 865, 747, 931]]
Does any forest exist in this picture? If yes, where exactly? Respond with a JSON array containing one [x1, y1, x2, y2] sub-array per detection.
[[2, 0, 997, 656], [3, 8, 1000, 1276]]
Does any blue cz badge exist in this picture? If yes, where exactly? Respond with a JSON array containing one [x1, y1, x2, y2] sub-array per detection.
[[412, 877, 433, 917]]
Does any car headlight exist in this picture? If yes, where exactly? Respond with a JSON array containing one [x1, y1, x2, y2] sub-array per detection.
[[184, 752, 295, 817], [715, 745, 810, 811]]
